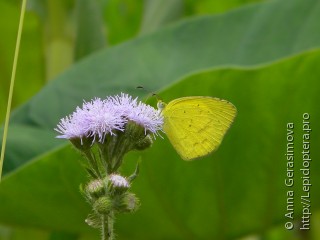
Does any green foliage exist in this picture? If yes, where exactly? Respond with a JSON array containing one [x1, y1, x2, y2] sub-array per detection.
[[1, 0, 320, 239]]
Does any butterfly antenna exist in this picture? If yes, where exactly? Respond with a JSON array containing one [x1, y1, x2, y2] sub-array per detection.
[[152, 93, 162, 102], [136, 86, 161, 102]]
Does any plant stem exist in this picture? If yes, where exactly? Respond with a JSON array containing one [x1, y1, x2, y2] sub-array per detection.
[[101, 213, 114, 240], [108, 212, 114, 240], [84, 150, 101, 178], [0, 0, 27, 181], [101, 215, 108, 240]]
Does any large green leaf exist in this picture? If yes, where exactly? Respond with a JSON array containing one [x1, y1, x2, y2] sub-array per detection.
[[0, 146, 91, 233], [139, 0, 184, 34], [1, 0, 320, 239], [3, 0, 320, 176], [117, 51, 320, 239], [0, 50, 319, 239], [0, 125, 59, 174], [102, 0, 143, 45], [185, 0, 264, 15], [74, 0, 106, 60], [11, 0, 320, 127]]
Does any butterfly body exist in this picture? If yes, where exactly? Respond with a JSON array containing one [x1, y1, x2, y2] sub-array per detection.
[[158, 96, 237, 160]]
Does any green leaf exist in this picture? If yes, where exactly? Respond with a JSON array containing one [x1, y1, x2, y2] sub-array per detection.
[[139, 0, 184, 34], [0, 125, 59, 175], [0, 50, 319, 239], [0, 225, 49, 240], [103, 0, 143, 45], [11, 0, 320, 128], [0, 146, 92, 234], [116, 51, 320, 239], [185, 0, 264, 15], [74, 0, 106, 60], [2, 0, 319, 177], [1, 0, 320, 239]]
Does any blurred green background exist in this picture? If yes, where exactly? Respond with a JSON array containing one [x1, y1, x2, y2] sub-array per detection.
[[0, 0, 319, 239]]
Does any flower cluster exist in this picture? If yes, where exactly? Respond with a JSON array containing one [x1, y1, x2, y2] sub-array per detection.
[[55, 93, 158, 239], [55, 93, 163, 143]]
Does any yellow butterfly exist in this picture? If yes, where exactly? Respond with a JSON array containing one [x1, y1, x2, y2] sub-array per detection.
[[157, 96, 237, 161]]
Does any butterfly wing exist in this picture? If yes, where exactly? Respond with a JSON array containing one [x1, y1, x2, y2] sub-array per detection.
[[162, 96, 237, 160]]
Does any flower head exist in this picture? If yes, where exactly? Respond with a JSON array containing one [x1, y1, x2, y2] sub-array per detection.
[[55, 98, 125, 143], [109, 174, 130, 188], [81, 98, 125, 142], [109, 93, 138, 117], [55, 113, 87, 140], [85, 179, 105, 199], [126, 102, 163, 136], [109, 93, 163, 136], [55, 93, 164, 144]]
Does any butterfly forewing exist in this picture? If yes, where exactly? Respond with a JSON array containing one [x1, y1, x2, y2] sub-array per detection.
[[162, 97, 237, 160]]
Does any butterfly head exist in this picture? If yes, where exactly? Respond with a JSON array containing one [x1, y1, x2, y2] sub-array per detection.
[[157, 100, 167, 112]]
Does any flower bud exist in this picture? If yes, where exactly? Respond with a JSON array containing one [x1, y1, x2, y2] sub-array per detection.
[[93, 196, 112, 214], [124, 121, 146, 143], [108, 174, 130, 194], [134, 135, 153, 150], [113, 193, 140, 213], [123, 193, 140, 212], [86, 179, 105, 199], [85, 213, 100, 228]]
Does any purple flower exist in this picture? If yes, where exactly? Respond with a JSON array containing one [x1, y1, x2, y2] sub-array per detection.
[[109, 93, 163, 136], [55, 98, 126, 143], [55, 113, 88, 140], [109, 93, 138, 117], [109, 174, 129, 188], [55, 93, 164, 143], [84, 98, 128, 142], [126, 102, 163, 136]]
